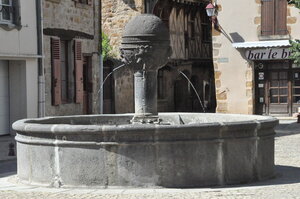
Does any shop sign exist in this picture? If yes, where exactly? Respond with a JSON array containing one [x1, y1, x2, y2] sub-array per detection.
[[246, 48, 291, 60]]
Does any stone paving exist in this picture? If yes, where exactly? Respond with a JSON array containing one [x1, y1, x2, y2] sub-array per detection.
[[0, 120, 300, 199]]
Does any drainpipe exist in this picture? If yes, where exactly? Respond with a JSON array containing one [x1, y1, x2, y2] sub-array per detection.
[[36, 0, 45, 117], [99, 0, 103, 114]]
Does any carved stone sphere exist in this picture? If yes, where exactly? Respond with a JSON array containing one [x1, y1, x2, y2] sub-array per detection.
[[120, 14, 171, 71]]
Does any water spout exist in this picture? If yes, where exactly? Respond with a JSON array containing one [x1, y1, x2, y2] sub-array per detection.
[[169, 66, 206, 113], [98, 63, 126, 94]]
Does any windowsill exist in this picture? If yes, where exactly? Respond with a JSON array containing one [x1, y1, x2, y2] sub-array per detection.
[[259, 34, 291, 41], [0, 23, 21, 31]]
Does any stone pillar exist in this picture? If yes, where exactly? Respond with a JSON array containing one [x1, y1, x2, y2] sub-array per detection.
[[134, 70, 158, 118]]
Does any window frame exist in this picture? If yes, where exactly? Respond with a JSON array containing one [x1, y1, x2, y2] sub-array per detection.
[[0, 0, 13, 24], [51, 38, 84, 106]]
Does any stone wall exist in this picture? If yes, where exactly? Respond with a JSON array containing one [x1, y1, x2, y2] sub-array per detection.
[[43, 0, 100, 116], [102, 0, 144, 56]]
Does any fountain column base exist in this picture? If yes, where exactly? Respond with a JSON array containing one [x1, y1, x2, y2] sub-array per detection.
[[133, 70, 158, 123]]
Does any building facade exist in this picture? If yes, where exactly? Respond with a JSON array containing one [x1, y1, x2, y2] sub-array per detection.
[[43, 0, 101, 116], [213, 0, 300, 116], [0, 0, 39, 136], [102, 0, 216, 113]]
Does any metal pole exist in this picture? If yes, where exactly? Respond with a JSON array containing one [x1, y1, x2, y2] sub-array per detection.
[[36, 0, 45, 117], [99, 0, 103, 114]]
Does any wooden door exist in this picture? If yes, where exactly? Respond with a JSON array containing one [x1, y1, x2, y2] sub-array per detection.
[[255, 61, 291, 116], [174, 71, 192, 112], [268, 70, 290, 115], [83, 56, 93, 114]]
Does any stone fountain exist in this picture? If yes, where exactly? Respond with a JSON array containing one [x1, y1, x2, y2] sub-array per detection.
[[13, 14, 278, 188]]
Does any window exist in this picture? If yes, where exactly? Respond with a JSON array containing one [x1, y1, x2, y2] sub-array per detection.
[[261, 0, 287, 36], [0, 0, 13, 24], [0, 0, 20, 27], [51, 38, 83, 105]]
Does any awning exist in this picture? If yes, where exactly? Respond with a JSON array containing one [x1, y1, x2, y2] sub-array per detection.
[[232, 40, 291, 49]]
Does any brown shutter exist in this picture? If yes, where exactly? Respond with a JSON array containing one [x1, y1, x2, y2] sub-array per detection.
[[178, 8, 186, 59], [275, 0, 287, 35], [261, 0, 274, 36], [88, 0, 93, 5], [51, 38, 62, 106], [74, 40, 84, 104]]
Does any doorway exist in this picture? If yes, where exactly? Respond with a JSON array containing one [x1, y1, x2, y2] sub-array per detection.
[[83, 56, 93, 114], [255, 61, 299, 116]]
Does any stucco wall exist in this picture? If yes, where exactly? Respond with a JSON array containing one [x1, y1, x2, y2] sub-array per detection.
[[0, 0, 37, 55], [43, 0, 100, 116], [213, 0, 300, 114]]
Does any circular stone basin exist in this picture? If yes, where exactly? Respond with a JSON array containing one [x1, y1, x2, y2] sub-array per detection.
[[13, 113, 278, 188]]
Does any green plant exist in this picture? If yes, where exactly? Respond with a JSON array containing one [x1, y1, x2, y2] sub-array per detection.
[[290, 40, 300, 65], [288, 0, 300, 9], [288, 0, 300, 65], [102, 32, 112, 61]]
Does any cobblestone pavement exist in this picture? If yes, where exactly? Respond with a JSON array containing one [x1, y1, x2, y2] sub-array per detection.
[[1, 123, 300, 199]]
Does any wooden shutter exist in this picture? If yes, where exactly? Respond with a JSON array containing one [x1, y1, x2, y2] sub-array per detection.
[[194, 11, 202, 58], [51, 38, 62, 106], [169, 7, 177, 59], [261, 0, 274, 36], [178, 8, 186, 59], [275, 0, 287, 35], [169, 7, 186, 60], [74, 40, 84, 104]]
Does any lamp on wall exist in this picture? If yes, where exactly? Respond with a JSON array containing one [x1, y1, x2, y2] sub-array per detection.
[[205, 1, 233, 43], [205, 3, 216, 17], [205, 2, 220, 30]]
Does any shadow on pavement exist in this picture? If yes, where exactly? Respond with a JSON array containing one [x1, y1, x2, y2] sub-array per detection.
[[0, 160, 17, 178], [275, 122, 300, 137], [213, 165, 300, 189]]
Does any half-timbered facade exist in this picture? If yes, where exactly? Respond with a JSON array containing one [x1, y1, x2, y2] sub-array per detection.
[[151, 0, 215, 112]]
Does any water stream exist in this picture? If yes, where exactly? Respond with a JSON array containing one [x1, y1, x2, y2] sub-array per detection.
[[99, 64, 205, 113]]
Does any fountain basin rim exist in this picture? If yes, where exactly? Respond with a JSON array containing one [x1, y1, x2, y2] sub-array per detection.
[[13, 113, 278, 138]]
